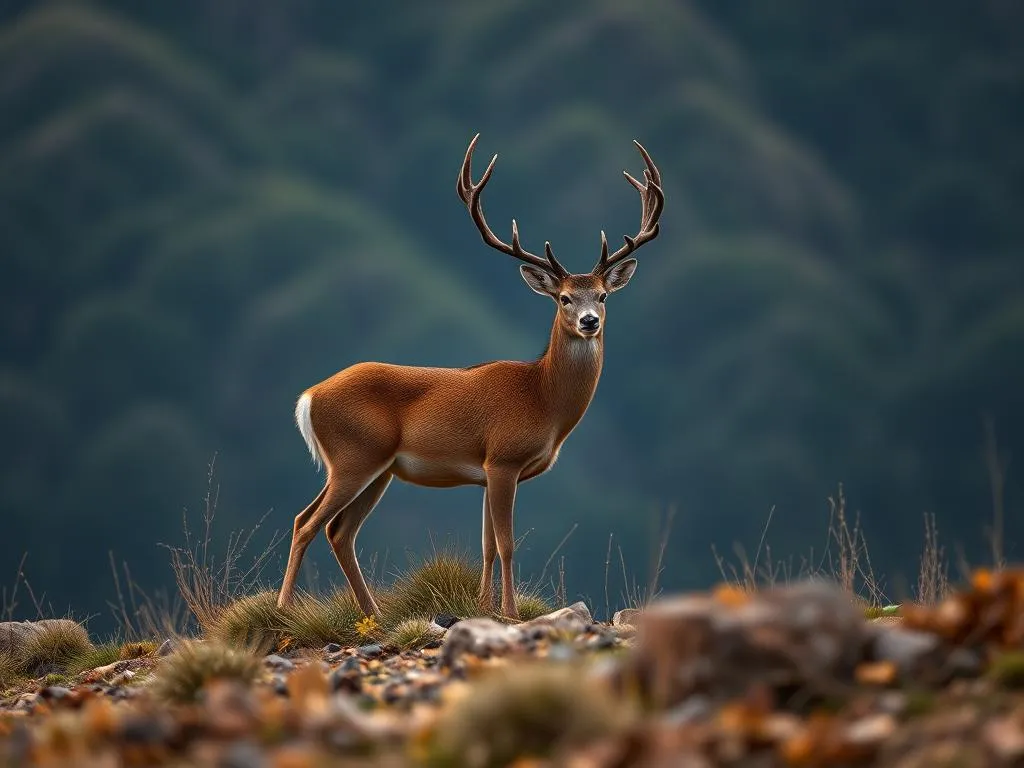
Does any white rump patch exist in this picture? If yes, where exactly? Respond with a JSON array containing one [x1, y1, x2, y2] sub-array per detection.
[[295, 393, 323, 470]]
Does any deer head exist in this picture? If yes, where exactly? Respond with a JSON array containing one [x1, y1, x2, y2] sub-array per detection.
[[457, 134, 664, 340]]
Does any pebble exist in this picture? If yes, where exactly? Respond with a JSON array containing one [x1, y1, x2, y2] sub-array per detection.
[[357, 644, 383, 659], [433, 614, 460, 629], [263, 654, 295, 671], [322, 642, 342, 654], [39, 686, 72, 701], [220, 739, 269, 768]]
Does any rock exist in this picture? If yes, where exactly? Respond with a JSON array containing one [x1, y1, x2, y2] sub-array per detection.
[[272, 677, 289, 697], [433, 614, 460, 629], [263, 654, 295, 671], [329, 666, 362, 694], [869, 626, 944, 679], [523, 601, 593, 633], [440, 618, 523, 666], [0, 619, 86, 656], [90, 660, 131, 679], [613, 608, 642, 628], [156, 639, 175, 657], [322, 642, 342, 654], [629, 580, 868, 708], [356, 644, 382, 659], [109, 670, 135, 686], [38, 686, 72, 702], [220, 740, 268, 768]]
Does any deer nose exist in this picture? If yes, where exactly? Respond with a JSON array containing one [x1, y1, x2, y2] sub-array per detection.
[[579, 314, 600, 332]]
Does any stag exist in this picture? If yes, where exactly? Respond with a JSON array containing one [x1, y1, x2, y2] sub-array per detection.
[[277, 134, 664, 620]]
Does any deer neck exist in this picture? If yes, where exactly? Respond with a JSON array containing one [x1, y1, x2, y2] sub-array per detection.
[[537, 318, 604, 433]]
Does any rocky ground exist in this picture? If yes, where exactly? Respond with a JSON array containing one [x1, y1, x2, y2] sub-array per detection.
[[4, 573, 1024, 767]]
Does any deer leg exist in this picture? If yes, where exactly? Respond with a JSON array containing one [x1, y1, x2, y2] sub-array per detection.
[[277, 464, 385, 611], [485, 466, 520, 621], [478, 489, 496, 612], [325, 471, 392, 618]]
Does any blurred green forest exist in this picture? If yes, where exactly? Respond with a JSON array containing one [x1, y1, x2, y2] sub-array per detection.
[[1, 0, 1022, 625]]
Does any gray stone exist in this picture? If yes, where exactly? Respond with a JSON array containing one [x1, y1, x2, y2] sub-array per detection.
[[612, 608, 642, 628], [521, 601, 593, 633], [156, 639, 175, 657], [870, 626, 943, 677], [440, 618, 523, 666], [356, 644, 382, 658], [263, 654, 295, 671]]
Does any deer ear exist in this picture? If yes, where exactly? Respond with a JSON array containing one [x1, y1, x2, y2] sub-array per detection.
[[604, 258, 637, 292], [520, 265, 560, 297]]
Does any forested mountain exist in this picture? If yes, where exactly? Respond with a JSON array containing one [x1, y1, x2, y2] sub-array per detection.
[[1, 0, 1021, 624]]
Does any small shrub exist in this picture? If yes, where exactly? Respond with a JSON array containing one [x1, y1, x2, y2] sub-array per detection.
[[385, 618, 437, 651], [149, 640, 260, 703], [423, 663, 629, 767], [279, 589, 366, 648], [207, 592, 287, 651]]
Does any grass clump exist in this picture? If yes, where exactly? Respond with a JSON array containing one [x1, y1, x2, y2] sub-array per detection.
[[279, 589, 365, 648], [381, 550, 483, 627], [119, 640, 158, 660], [66, 643, 122, 675], [149, 640, 260, 704], [15, 620, 93, 678], [385, 618, 438, 651], [514, 592, 553, 621], [423, 663, 630, 768], [207, 591, 288, 651], [0, 652, 23, 690]]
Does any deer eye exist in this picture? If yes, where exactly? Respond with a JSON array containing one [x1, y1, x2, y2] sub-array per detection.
[[598, 293, 607, 303], [559, 295, 572, 306]]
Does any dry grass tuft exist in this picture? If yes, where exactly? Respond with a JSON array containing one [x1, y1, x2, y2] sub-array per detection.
[[118, 640, 158, 660], [381, 550, 483, 627], [0, 652, 21, 690], [385, 618, 438, 651], [15, 620, 94, 678], [207, 591, 288, 651], [149, 640, 260, 704], [423, 663, 630, 767], [279, 589, 365, 648], [514, 592, 553, 621]]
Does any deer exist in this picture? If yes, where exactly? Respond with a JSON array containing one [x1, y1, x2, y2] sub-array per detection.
[[276, 133, 664, 621]]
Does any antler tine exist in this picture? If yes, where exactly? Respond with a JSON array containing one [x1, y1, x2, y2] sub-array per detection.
[[458, 134, 568, 277], [593, 140, 665, 275]]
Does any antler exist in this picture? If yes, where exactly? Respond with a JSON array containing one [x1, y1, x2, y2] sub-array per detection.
[[457, 134, 568, 278], [592, 140, 664, 275]]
